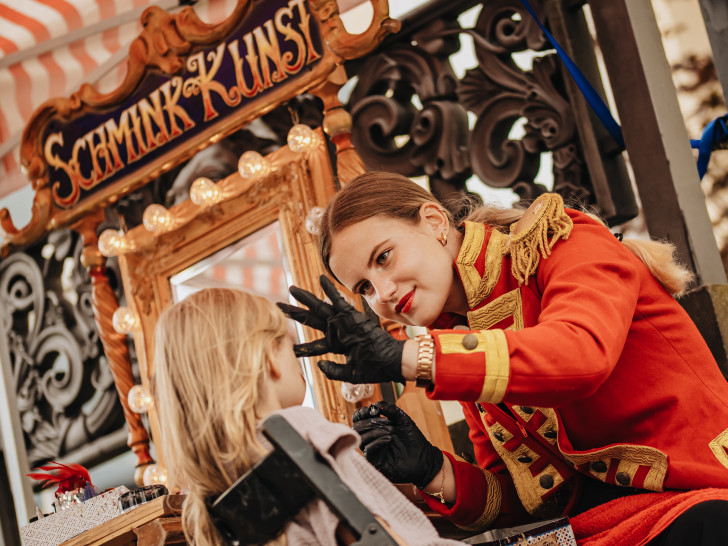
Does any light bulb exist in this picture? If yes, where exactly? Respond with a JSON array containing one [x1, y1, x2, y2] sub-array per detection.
[[112, 306, 138, 334], [98, 229, 125, 257], [287, 124, 319, 153], [237, 151, 271, 180], [143, 464, 168, 486], [305, 206, 324, 235], [128, 384, 153, 413], [341, 382, 374, 403], [142, 204, 174, 233], [190, 177, 220, 206]]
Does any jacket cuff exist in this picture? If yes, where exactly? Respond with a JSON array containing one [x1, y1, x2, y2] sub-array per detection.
[[428, 329, 510, 403], [418, 451, 501, 530]]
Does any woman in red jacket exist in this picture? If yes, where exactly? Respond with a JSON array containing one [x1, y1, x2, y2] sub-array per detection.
[[279, 171, 728, 545]]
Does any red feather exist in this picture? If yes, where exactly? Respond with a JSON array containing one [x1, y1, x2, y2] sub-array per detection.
[[27, 462, 93, 494]]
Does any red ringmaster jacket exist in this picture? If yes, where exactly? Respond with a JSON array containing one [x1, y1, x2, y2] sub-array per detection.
[[418, 193, 728, 531]]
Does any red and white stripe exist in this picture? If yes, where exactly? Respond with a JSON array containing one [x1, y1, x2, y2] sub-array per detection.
[[0, 0, 238, 200]]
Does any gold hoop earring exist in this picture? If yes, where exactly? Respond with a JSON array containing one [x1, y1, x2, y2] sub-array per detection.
[[440, 232, 447, 247]]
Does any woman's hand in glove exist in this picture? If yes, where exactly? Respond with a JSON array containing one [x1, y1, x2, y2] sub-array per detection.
[[352, 402, 444, 489], [276, 275, 406, 384]]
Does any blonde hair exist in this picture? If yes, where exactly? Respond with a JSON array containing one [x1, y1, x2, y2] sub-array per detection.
[[153, 288, 289, 545], [319, 171, 693, 296]]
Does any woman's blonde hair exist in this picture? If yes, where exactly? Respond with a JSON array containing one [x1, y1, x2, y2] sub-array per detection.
[[153, 288, 289, 545], [318, 171, 693, 296]]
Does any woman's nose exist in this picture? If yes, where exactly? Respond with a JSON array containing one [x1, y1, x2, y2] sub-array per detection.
[[375, 279, 397, 304]]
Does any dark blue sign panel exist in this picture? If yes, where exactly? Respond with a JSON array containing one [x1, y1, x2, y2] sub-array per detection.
[[42, 0, 322, 209]]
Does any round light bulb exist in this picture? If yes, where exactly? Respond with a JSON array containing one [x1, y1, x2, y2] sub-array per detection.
[[112, 306, 138, 335], [340, 382, 374, 403], [237, 151, 271, 180], [142, 464, 168, 486], [142, 204, 174, 233], [190, 177, 220, 206], [128, 384, 153, 413], [287, 124, 319, 153], [98, 229, 125, 257], [305, 206, 324, 235]]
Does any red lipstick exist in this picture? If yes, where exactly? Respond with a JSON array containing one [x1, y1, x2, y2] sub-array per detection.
[[395, 290, 415, 314]]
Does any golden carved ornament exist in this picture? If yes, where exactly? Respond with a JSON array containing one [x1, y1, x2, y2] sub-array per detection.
[[6, 0, 400, 257]]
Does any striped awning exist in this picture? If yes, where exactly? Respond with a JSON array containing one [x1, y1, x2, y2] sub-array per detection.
[[0, 0, 239, 200]]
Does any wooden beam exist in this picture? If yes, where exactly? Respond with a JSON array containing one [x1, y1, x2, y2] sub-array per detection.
[[697, 0, 728, 105], [589, 0, 726, 285]]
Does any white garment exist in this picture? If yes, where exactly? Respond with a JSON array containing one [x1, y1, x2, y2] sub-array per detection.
[[260, 406, 461, 546]]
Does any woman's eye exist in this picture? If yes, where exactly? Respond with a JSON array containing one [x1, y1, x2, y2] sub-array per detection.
[[376, 250, 390, 265], [358, 281, 373, 296]]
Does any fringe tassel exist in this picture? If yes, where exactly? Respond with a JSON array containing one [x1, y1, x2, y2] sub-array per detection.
[[508, 194, 573, 285]]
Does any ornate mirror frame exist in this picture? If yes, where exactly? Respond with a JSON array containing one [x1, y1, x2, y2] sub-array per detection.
[[116, 137, 364, 468]]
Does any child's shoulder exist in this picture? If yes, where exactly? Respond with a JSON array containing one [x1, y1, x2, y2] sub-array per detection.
[[271, 406, 358, 454]]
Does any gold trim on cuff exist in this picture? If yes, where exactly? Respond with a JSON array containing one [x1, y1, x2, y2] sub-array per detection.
[[457, 470, 502, 532], [477, 330, 510, 404]]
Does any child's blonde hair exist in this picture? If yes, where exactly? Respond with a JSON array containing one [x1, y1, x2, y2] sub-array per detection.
[[154, 288, 289, 545]]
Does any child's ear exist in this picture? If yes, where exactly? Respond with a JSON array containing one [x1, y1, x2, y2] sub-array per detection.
[[267, 347, 282, 379]]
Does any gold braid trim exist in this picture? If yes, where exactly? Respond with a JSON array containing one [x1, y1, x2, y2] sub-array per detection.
[[457, 470, 502, 532], [467, 288, 524, 331], [456, 223, 508, 308], [456, 221, 487, 308], [508, 193, 573, 285], [562, 443, 668, 491], [476, 330, 510, 404], [708, 428, 728, 470]]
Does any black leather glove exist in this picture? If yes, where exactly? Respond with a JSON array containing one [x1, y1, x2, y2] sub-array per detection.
[[277, 275, 405, 384], [352, 402, 443, 489]]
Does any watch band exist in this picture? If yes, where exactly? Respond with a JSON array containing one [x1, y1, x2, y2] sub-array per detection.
[[414, 334, 435, 388]]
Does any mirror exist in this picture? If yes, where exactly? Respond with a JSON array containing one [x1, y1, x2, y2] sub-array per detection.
[[115, 136, 368, 469], [169, 220, 316, 409]]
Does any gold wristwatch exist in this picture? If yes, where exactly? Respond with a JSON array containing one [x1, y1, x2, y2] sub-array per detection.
[[414, 334, 435, 388]]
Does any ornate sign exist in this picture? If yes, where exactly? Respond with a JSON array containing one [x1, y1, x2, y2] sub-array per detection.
[[4, 0, 398, 255]]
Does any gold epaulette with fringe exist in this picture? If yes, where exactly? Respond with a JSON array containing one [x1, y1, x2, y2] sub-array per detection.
[[508, 193, 573, 285]]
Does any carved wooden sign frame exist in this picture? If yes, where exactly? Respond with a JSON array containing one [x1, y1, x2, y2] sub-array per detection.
[[3, 0, 398, 256]]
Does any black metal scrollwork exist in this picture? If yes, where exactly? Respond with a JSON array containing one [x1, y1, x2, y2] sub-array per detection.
[[0, 230, 126, 468], [345, 0, 605, 208]]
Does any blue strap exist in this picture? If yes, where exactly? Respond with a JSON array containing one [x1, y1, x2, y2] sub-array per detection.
[[690, 114, 728, 179], [518, 0, 625, 149]]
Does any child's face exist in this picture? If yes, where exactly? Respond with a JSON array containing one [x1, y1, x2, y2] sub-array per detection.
[[271, 335, 307, 408]]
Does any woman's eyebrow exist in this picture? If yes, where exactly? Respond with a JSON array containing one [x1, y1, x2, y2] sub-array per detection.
[[352, 241, 388, 293]]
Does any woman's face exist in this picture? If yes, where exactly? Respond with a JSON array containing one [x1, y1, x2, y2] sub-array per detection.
[[328, 211, 460, 327]]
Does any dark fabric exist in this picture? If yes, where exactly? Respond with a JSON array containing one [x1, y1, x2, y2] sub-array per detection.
[[573, 476, 645, 516], [647, 500, 728, 546]]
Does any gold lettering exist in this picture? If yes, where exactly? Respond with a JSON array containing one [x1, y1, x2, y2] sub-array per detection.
[[138, 90, 169, 151], [231, 33, 266, 98], [69, 137, 94, 190], [253, 21, 287, 87], [128, 104, 148, 158], [83, 127, 114, 185], [289, 0, 321, 64], [45, 132, 80, 207], [275, 5, 306, 74], [160, 77, 195, 137], [104, 110, 137, 167], [186, 43, 242, 122]]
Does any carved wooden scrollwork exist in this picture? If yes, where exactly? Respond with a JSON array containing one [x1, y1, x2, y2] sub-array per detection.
[[345, 0, 633, 214], [349, 41, 471, 183], [0, 230, 127, 467]]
